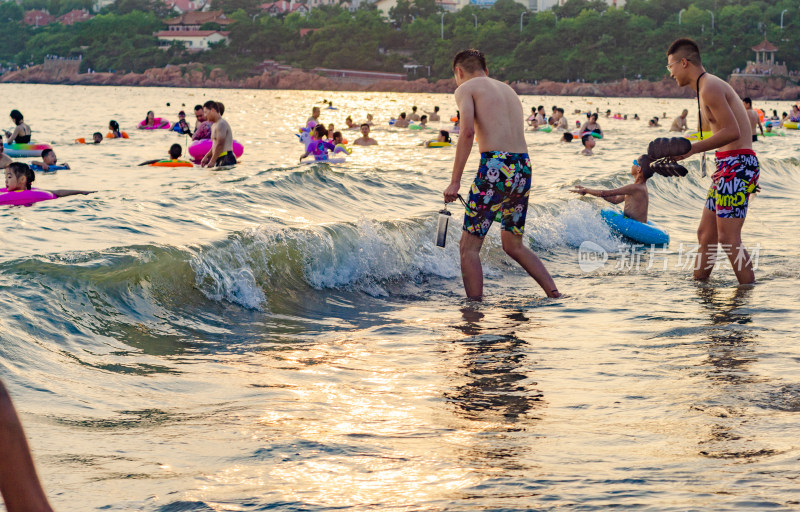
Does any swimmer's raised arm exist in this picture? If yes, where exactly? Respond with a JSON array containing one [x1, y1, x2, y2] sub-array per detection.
[[443, 86, 475, 203]]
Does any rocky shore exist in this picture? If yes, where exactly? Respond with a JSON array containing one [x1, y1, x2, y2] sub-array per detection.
[[2, 62, 798, 100]]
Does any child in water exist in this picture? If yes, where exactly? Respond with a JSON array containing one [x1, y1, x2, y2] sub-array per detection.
[[331, 131, 352, 156], [580, 134, 596, 156], [423, 130, 451, 147], [300, 125, 335, 162], [108, 120, 124, 138], [4, 162, 93, 198], [167, 143, 185, 161], [30, 149, 69, 172], [74, 132, 103, 144], [138, 143, 191, 166], [172, 111, 192, 135], [569, 157, 650, 223]]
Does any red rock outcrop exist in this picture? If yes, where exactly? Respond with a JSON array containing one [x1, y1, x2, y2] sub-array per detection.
[[2, 62, 797, 99]]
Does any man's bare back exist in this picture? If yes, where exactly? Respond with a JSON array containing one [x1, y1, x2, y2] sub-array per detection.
[[454, 76, 527, 154], [698, 74, 752, 152], [212, 118, 233, 153]]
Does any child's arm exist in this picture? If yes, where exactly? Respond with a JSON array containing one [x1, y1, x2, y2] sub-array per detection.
[[571, 184, 640, 204], [30, 160, 47, 170], [49, 190, 95, 198], [299, 150, 310, 161]]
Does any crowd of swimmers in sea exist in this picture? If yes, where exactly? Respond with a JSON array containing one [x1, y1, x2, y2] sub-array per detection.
[[298, 102, 462, 162], [2, 100, 239, 201], [4, 91, 800, 199]]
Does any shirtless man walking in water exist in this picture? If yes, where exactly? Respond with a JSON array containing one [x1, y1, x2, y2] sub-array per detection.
[[443, 49, 560, 299], [668, 38, 759, 284], [200, 100, 236, 167]]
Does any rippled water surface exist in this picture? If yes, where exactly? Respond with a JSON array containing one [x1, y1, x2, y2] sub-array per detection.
[[1, 84, 800, 511]]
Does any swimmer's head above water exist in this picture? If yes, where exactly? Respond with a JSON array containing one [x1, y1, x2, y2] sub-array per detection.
[[9, 109, 23, 125], [633, 155, 654, 181], [6, 162, 35, 191], [313, 124, 328, 139], [41, 148, 57, 165]]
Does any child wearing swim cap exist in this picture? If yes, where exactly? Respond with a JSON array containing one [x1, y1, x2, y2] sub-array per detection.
[[569, 157, 651, 223], [4, 162, 93, 197]]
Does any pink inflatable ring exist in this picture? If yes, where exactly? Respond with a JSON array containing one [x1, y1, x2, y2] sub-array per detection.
[[188, 139, 244, 161], [0, 188, 57, 206], [138, 118, 170, 130]]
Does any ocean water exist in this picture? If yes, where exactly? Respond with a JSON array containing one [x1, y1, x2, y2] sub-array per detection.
[[1, 84, 800, 511]]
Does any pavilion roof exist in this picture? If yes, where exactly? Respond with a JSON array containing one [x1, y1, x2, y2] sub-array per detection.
[[752, 39, 778, 52]]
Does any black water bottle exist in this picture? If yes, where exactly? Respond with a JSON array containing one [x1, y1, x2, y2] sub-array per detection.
[[435, 206, 451, 248]]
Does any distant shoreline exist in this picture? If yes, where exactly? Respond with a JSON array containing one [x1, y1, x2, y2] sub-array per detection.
[[2, 63, 799, 101]]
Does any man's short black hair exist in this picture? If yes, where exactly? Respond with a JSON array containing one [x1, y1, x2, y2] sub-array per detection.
[[581, 134, 591, 146], [557, 107, 565, 114], [203, 100, 219, 112], [562, 132, 573, 142], [743, 97, 752, 106], [360, 123, 369, 128], [667, 38, 702, 65], [194, 104, 203, 111], [452, 49, 487, 73], [41, 148, 54, 158], [169, 143, 182, 159]]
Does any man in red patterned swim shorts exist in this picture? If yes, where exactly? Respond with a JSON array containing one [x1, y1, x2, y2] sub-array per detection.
[[667, 38, 759, 285]]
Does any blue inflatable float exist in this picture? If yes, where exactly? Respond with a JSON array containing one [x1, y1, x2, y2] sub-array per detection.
[[601, 209, 669, 245], [31, 163, 69, 172]]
